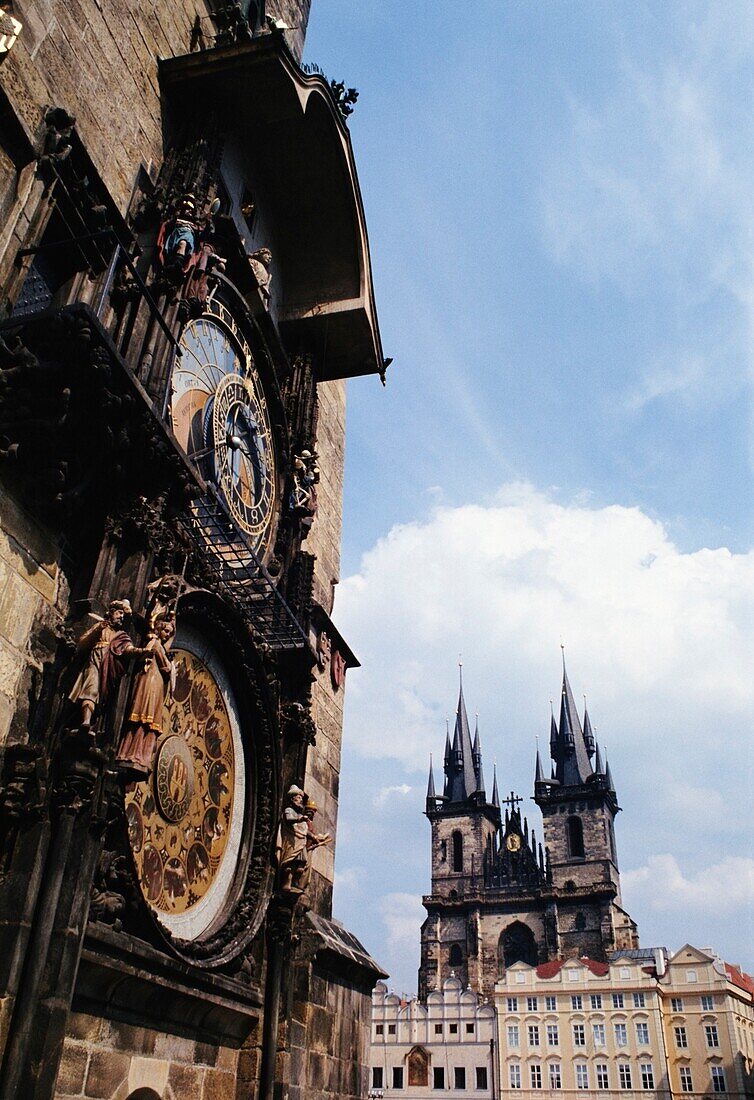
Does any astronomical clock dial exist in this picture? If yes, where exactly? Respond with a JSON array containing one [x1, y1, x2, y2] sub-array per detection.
[[125, 629, 246, 940], [170, 298, 276, 564], [506, 832, 522, 853]]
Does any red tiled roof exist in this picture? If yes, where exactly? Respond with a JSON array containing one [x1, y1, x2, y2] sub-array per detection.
[[535, 958, 609, 979], [725, 963, 754, 998]]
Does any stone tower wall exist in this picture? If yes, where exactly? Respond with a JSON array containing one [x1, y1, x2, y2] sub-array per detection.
[[540, 797, 621, 898]]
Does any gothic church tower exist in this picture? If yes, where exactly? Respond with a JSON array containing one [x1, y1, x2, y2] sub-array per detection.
[[419, 661, 639, 1000]]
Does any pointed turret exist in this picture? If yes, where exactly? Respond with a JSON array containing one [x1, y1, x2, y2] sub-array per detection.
[[491, 764, 500, 811], [472, 716, 486, 796], [583, 701, 596, 757], [535, 744, 545, 786], [594, 741, 604, 775], [549, 709, 558, 759], [426, 754, 437, 812], [605, 756, 615, 792]]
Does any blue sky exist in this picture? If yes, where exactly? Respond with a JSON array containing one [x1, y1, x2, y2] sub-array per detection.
[[303, 2, 754, 994]]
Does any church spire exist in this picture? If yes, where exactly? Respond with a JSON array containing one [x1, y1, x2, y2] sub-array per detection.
[[594, 741, 604, 775], [552, 653, 594, 786], [445, 664, 478, 804], [534, 741, 546, 789]]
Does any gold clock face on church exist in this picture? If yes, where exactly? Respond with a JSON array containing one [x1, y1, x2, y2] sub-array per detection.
[[125, 628, 246, 940], [170, 298, 277, 564]]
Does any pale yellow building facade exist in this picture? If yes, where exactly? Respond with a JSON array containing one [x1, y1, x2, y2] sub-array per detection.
[[492, 947, 753, 1100]]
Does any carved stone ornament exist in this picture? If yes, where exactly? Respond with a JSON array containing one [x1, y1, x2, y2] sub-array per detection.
[[316, 629, 331, 671], [248, 247, 273, 308], [330, 649, 346, 692], [275, 786, 331, 898]]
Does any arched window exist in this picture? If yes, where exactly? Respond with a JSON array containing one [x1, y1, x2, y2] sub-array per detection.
[[452, 830, 463, 872], [449, 943, 464, 967], [408, 1046, 430, 1087], [498, 921, 537, 970], [567, 816, 585, 858]]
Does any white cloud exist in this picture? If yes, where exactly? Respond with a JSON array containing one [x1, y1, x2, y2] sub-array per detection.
[[623, 855, 754, 915], [373, 784, 413, 808], [379, 892, 426, 953], [339, 482, 754, 774]]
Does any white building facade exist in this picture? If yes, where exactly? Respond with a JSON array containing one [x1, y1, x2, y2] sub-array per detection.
[[370, 976, 497, 1100]]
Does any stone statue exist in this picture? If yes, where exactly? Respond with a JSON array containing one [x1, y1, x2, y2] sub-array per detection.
[[68, 600, 148, 732], [157, 193, 224, 301], [115, 614, 176, 780], [248, 247, 273, 308], [289, 449, 319, 531], [276, 785, 331, 895]]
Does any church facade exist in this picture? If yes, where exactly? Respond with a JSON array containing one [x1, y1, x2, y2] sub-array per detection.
[[0, 3, 385, 1098], [419, 665, 639, 1000]]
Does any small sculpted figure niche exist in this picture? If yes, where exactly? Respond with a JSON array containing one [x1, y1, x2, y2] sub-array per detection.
[[276, 785, 331, 896], [68, 600, 149, 733], [116, 614, 176, 780]]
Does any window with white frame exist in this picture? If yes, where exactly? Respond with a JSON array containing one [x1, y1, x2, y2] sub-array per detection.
[[549, 1063, 562, 1090], [372, 1068, 383, 1089], [686, 969, 698, 983], [515, 971, 526, 984], [375, 1024, 384, 1035], [507, 1025, 520, 1048], [679, 1067, 693, 1092], [530, 1064, 542, 1090], [618, 1064, 632, 1090], [576, 1064, 589, 1090], [454, 1067, 466, 1090], [545, 996, 557, 1011], [573, 1024, 586, 1047], [509, 1064, 521, 1090], [596, 1064, 609, 1090], [388, 1024, 396, 1035], [528, 1024, 540, 1047], [711, 1067, 726, 1093], [449, 1023, 458, 1035], [612, 993, 624, 1009], [466, 1023, 474, 1035], [392, 1067, 404, 1089], [434, 1023, 442, 1035], [433, 1068, 445, 1090], [571, 995, 583, 1010], [675, 1026, 688, 1048], [614, 1023, 628, 1047], [546, 1024, 559, 1047], [568, 969, 580, 982], [507, 997, 518, 1012], [701, 995, 714, 1011], [633, 992, 646, 1008], [671, 997, 683, 1011], [590, 994, 602, 1009], [476, 1067, 488, 1090], [640, 1064, 654, 1090], [636, 1022, 650, 1045], [705, 1024, 720, 1048], [593, 1023, 606, 1046], [620, 967, 630, 979], [527, 996, 538, 1011]]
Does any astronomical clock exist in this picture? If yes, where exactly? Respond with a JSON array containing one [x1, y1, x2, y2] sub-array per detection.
[[124, 625, 247, 941], [169, 296, 278, 567]]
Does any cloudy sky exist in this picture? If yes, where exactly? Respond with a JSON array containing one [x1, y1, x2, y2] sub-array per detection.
[[303, 1, 754, 994]]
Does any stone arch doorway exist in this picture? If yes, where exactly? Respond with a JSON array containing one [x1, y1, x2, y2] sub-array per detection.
[[499, 921, 537, 970]]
